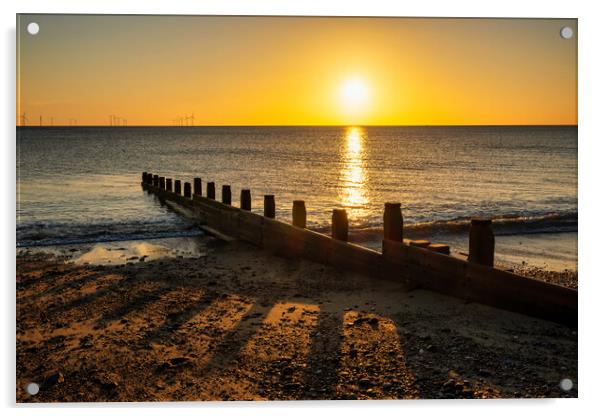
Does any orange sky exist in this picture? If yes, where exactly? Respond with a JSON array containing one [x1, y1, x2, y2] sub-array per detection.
[[17, 15, 577, 126]]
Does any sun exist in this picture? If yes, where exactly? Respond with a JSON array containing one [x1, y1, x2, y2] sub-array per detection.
[[339, 77, 370, 115]]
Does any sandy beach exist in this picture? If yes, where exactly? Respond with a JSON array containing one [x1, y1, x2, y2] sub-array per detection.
[[16, 235, 577, 402]]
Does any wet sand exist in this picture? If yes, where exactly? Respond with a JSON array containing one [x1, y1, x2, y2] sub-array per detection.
[[17, 236, 577, 402]]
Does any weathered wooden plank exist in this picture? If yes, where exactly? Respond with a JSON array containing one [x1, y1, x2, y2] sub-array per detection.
[[142, 176, 577, 326], [238, 210, 263, 246], [463, 263, 577, 325], [262, 217, 306, 257], [199, 225, 236, 242], [331, 239, 381, 277], [300, 228, 333, 264]]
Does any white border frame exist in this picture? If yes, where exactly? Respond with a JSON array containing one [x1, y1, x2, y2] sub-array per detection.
[[3, 1, 601, 415]]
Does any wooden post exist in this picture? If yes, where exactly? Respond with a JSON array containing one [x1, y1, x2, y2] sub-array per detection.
[[153, 175, 159, 187], [469, 218, 495, 267], [264, 195, 275, 218], [383, 202, 403, 242], [159, 177, 165, 189], [332, 209, 349, 241], [240, 189, 251, 211], [194, 178, 202, 196], [207, 182, 215, 199], [174, 180, 181, 195], [222, 185, 232, 205], [166, 178, 172, 192], [184, 182, 191, 198], [292, 200, 306, 228]]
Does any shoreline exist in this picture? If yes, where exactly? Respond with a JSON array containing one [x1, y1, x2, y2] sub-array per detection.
[[494, 262, 578, 289], [357, 231, 577, 276], [17, 236, 577, 401], [17, 231, 579, 290]]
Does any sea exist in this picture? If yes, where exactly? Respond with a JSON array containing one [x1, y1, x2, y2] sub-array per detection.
[[16, 125, 577, 271]]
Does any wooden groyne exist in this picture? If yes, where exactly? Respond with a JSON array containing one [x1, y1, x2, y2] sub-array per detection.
[[140, 172, 577, 326]]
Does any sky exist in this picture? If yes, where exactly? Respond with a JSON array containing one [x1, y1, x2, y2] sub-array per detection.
[[17, 15, 577, 126]]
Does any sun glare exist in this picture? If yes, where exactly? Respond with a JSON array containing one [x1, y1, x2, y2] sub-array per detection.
[[339, 77, 370, 115]]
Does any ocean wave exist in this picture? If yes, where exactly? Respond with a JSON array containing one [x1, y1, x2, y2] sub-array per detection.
[[405, 212, 577, 235], [16, 218, 203, 247], [312, 211, 577, 243], [17, 210, 576, 248]]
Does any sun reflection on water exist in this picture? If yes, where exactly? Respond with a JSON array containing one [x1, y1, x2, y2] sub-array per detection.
[[339, 127, 369, 212]]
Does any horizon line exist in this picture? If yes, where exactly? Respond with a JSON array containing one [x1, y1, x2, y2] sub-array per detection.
[[16, 123, 578, 128]]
